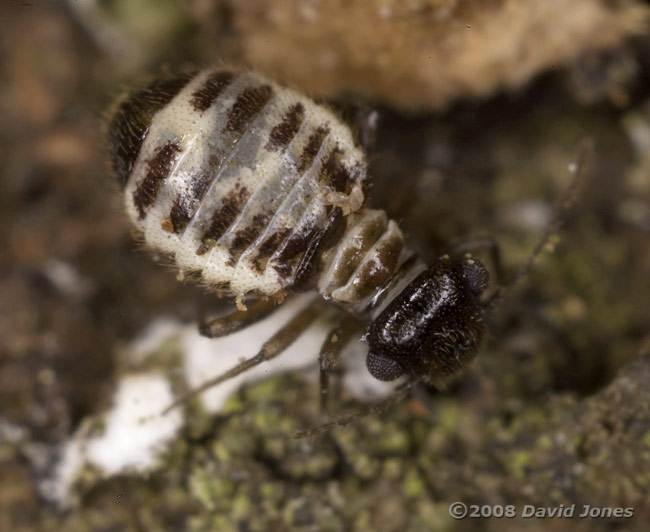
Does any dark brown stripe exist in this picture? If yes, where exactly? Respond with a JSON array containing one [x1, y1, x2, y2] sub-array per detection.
[[168, 200, 192, 234], [272, 223, 321, 279], [196, 185, 250, 255], [326, 212, 387, 289], [108, 73, 195, 187], [224, 85, 274, 135], [297, 125, 329, 172], [133, 141, 181, 220], [251, 228, 293, 273], [190, 71, 234, 112], [227, 212, 272, 266], [350, 231, 403, 301], [292, 207, 344, 291], [167, 170, 213, 233], [265, 103, 305, 151], [320, 147, 352, 192]]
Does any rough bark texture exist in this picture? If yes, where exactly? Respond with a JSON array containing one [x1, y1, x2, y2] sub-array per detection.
[[225, 0, 648, 110], [1, 0, 650, 530]]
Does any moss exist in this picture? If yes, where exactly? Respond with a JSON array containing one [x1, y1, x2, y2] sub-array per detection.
[[506, 450, 532, 480], [403, 467, 426, 498]]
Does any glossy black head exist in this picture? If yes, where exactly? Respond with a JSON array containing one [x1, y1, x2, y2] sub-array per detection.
[[107, 73, 195, 188], [366, 256, 489, 383]]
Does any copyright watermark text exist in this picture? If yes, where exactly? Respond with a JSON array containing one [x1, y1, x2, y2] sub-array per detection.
[[449, 503, 634, 520]]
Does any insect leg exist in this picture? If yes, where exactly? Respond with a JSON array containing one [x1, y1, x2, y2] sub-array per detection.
[[318, 317, 363, 414], [199, 297, 281, 338], [295, 378, 419, 439], [162, 298, 326, 415]]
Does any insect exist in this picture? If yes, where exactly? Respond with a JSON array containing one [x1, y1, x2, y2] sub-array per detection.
[[108, 67, 589, 436]]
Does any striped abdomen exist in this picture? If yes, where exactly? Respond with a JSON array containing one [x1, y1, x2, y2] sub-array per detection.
[[108, 68, 419, 314]]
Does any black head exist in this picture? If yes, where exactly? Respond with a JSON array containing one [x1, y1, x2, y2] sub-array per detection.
[[365, 256, 489, 383], [107, 73, 195, 188]]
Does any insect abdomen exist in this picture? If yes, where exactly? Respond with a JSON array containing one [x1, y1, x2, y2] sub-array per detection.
[[318, 209, 426, 314], [109, 69, 367, 296]]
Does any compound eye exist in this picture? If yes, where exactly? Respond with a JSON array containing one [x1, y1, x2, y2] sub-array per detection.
[[461, 257, 489, 296], [366, 351, 404, 381]]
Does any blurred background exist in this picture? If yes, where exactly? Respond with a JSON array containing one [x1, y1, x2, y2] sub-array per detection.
[[1, 0, 650, 530]]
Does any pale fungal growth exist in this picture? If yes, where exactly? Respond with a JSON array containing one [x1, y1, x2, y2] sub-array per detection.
[[107, 67, 591, 436], [40, 373, 183, 506], [40, 301, 394, 507]]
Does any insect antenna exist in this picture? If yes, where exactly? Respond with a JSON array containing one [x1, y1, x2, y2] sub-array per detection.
[[486, 138, 595, 310], [294, 378, 421, 439]]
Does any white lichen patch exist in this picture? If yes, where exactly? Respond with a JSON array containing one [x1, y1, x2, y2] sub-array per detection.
[[39, 374, 181, 506], [84, 374, 183, 474], [40, 294, 394, 507]]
